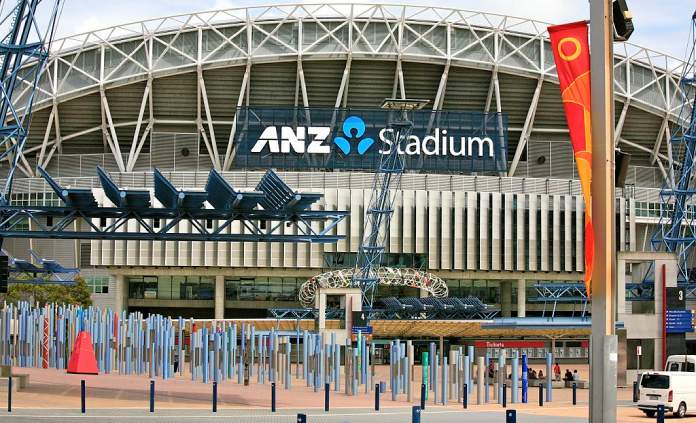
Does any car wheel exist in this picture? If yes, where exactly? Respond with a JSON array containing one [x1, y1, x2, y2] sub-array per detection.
[[674, 402, 687, 418], [643, 410, 655, 417]]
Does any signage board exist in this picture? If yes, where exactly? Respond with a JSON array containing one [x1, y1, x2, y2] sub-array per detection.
[[666, 309, 694, 333], [474, 341, 546, 349], [232, 107, 508, 173], [352, 326, 373, 335]]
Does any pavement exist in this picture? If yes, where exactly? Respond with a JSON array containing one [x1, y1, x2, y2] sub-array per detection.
[[2, 367, 696, 422]]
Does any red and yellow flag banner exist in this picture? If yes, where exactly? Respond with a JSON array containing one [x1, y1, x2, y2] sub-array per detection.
[[548, 21, 594, 297]]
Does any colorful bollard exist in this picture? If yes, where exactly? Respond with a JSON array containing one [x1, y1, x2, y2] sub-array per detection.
[[506, 409, 517, 423], [271, 382, 276, 412], [412, 405, 421, 423], [375, 383, 380, 411], [149, 380, 155, 412], [212, 381, 218, 412], [81, 380, 86, 414]]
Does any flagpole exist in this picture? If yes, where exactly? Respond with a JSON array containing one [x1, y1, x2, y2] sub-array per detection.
[[589, 0, 617, 422]]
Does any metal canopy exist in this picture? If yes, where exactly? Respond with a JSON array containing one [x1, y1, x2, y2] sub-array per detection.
[[8, 249, 78, 285], [0, 168, 347, 242], [205, 169, 264, 211], [97, 166, 150, 209], [154, 168, 207, 211]]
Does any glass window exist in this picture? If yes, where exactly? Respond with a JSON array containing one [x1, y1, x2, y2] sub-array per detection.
[[86, 276, 109, 294]]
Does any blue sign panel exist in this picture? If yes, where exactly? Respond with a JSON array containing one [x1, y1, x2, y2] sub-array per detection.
[[352, 326, 373, 334], [666, 310, 694, 333], [231, 107, 508, 173]]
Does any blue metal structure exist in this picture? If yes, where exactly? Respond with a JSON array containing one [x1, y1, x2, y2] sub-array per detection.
[[352, 102, 423, 307], [270, 296, 500, 320], [0, 0, 62, 206], [651, 11, 696, 282], [0, 167, 347, 242], [7, 249, 77, 285]]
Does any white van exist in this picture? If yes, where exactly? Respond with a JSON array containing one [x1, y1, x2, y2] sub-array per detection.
[[665, 355, 696, 372], [638, 371, 696, 418]]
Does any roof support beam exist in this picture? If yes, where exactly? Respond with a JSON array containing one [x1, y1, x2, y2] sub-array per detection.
[[198, 68, 222, 170], [651, 116, 669, 164], [126, 78, 151, 172], [614, 99, 630, 146], [222, 61, 251, 171], [100, 88, 126, 172], [335, 58, 352, 109], [37, 106, 55, 169], [508, 77, 543, 177]]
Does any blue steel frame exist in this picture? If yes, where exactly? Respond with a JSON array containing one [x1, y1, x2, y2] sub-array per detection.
[[0, 0, 62, 205], [651, 13, 696, 282], [352, 114, 413, 308], [0, 168, 348, 243], [8, 249, 78, 285]]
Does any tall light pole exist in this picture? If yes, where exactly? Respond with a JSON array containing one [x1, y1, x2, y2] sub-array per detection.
[[589, 0, 617, 421]]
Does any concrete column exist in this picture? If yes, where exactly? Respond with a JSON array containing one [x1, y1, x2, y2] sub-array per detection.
[[114, 274, 127, 313], [517, 279, 526, 318], [501, 281, 512, 317], [215, 275, 225, 320]]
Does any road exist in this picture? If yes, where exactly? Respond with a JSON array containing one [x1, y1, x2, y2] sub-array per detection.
[[1, 407, 589, 423]]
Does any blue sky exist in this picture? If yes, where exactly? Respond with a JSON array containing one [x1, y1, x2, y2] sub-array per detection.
[[56, 0, 694, 60]]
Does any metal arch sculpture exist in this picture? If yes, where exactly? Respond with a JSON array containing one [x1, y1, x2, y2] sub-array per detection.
[[298, 267, 448, 307]]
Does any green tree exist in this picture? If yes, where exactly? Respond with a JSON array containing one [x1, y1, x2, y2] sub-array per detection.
[[2, 275, 92, 307]]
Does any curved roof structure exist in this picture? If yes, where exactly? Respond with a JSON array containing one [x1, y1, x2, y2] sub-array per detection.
[[10, 3, 692, 186]]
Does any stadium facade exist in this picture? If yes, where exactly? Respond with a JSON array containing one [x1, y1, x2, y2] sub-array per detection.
[[2, 4, 689, 334]]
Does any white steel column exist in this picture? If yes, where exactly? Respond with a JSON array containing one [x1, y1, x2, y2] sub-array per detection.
[[509, 77, 544, 177]]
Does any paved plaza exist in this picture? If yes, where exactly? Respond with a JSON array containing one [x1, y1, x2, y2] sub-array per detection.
[[3, 367, 696, 422]]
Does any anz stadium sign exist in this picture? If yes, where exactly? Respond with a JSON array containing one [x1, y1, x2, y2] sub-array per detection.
[[232, 107, 507, 173]]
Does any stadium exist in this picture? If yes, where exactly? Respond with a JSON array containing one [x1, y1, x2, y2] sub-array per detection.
[[2, 3, 690, 366]]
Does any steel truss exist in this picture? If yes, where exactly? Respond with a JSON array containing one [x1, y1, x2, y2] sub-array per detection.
[[651, 13, 696, 282], [6, 4, 687, 180], [0, 0, 62, 202], [0, 167, 347, 243], [529, 283, 589, 318]]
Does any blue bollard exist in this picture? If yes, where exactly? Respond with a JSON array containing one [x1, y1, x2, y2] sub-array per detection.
[[297, 413, 307, 423], [657, 404, 665, 422], [325, 383, 330, 412], [463, 383, 468, 409], [420, 383, 426, 410], [149, 380, 155, 412], [503, 383, 507, 408], [506, 409, 517, 423], [7, 374, 11, 412], [81, 380, 86, 414], [521, 354, 528, 404], [632, 381, 639, 403], [212, 381, 218, 412], [272, 382, 276, 412], [538, 384, 543, 407], [572, 383, 577, 405], [412, 405, 421, 423], [375, 383, 380, 411]]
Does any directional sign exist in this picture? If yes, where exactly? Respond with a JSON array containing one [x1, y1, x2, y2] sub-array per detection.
[[666, 310, 694, 333], [352, 326, 373, 335]]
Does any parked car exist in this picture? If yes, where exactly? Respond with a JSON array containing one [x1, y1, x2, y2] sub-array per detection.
[[638, 371, 696, 418]]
